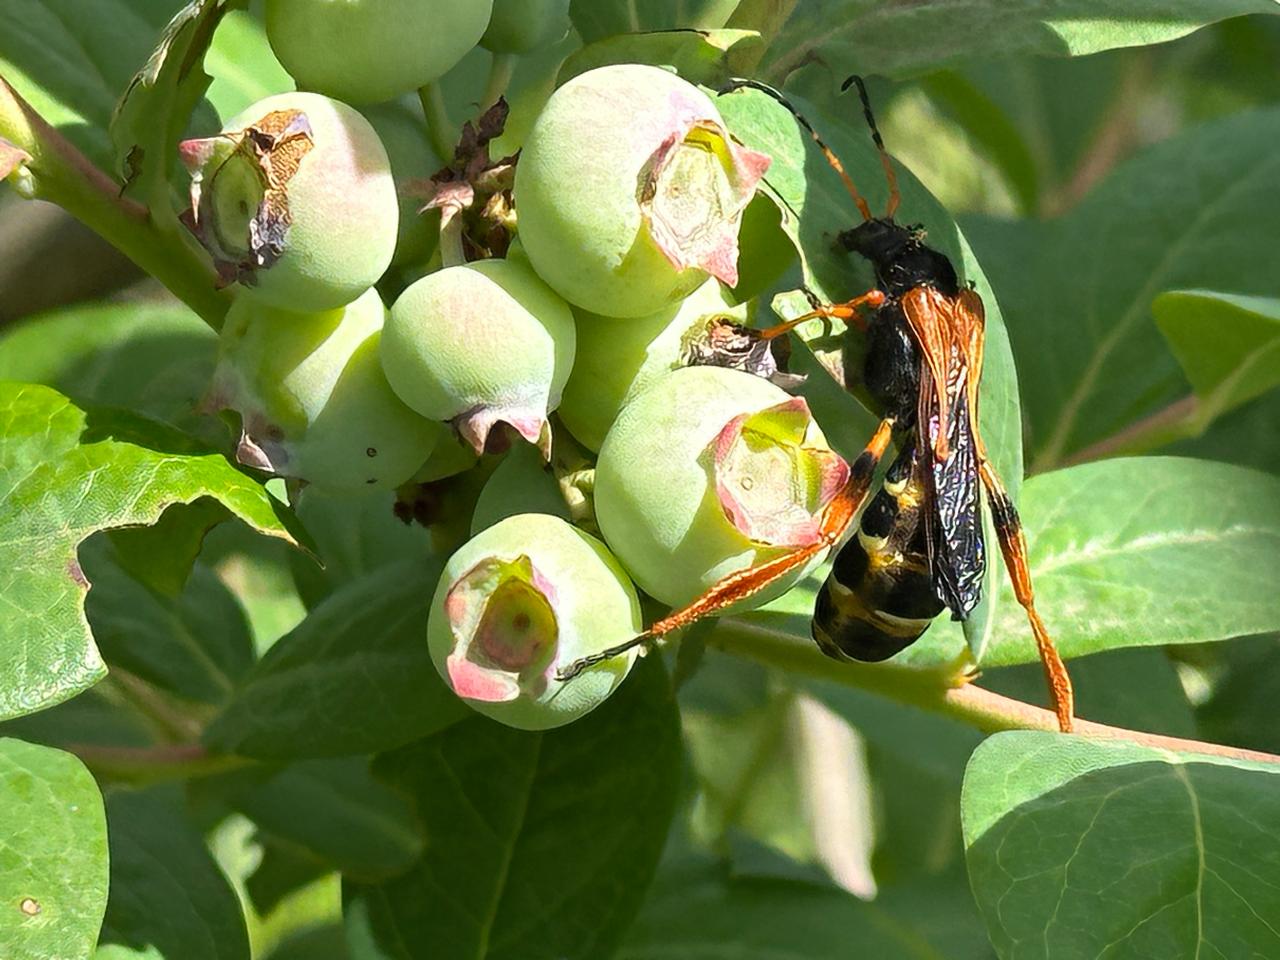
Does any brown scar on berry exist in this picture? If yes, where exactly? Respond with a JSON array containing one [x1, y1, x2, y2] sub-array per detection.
[[684, 316, 806, 390], [179, 110, 315, 288]]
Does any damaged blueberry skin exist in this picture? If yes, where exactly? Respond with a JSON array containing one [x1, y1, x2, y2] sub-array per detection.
[[180, 92, 398, 313], [428, 513, 643, 730], [514, 64, 771, 319], [594, 365, 849, 610], [480, 0, 571, 54], [209, 287, 444, 493], [265, 0, 493, 104], [381, 258, 576, 458], [558, 278, 746, 452]]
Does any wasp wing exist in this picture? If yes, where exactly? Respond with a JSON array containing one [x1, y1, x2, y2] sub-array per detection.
[[901, 287, 986, 618]]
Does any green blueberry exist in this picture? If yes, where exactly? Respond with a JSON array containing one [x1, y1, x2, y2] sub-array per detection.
[[265, 0, 494, 104], [514, 64, 771, 318], [480, 0, 571, 54], [361, 100, 443, 268], [208, 287, 444, 493], [594, 366, 849, 609], [180, 92, 398, 313], [428, 513, 642, 729], [381, 258, 575, 457], [558, 278, 745, 451]]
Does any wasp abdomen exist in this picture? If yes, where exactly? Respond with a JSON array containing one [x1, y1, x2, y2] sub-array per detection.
[[811, 454, 944, 662]]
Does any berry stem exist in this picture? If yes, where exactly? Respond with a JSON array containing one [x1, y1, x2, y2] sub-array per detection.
[[419, 82, 458, 163], [0, 78, 231, 330], [481, 53, 519, 111], [712, 615, 1280, 764]]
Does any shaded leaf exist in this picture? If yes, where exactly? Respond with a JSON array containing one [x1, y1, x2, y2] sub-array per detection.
[[0, 738, 108, 960], [568, 0, 741, 42], [761, 1, 1279, 83], [963, 731, 1280, 959], [81, 538, 253, 706], [1195, 635, 1280, 756], [0, 383, 301, 721], [1153, 289, 1280, 432], [964, 108, 1280, 471], [0, 301, 220, 442], [559, 28, 761, 87], [344, 658, 681, 960], [96, 786, 249, 960], [111, 0, 232, 201], [204, 561, 469, 760], [200, 757, 422, 882], [618, 855, 955, 959]]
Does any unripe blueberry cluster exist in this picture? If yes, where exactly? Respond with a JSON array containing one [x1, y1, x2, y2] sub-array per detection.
[[183, 8, 832, 728]]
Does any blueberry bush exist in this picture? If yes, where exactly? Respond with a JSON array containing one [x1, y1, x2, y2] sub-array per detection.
[[2, 2, 1280, 958]]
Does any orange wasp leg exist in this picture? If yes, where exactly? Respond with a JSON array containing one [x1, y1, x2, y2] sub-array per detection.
[[757, 289, 887, 340], [555, 418, 897, 682], [978, 460, 1075, 733]]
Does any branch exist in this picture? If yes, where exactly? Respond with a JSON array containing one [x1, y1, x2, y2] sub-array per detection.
[[1059, 394, 1199, 467], [713, 617, 1280, 766], [0, 76, 230, 330], [68, 742, 253, 785]]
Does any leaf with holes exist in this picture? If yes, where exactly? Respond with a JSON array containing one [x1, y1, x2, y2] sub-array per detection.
[[0, 738, 108, 960], [963, 731, 1280, 959], [0, 382, 302, 721]]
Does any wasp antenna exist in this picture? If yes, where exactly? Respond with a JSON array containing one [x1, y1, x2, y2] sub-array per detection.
[[842, 75, 900, 220], [720, 77, 873, 221]]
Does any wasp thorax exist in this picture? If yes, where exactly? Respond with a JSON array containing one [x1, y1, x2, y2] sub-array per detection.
[[428, 514, 643, 730]]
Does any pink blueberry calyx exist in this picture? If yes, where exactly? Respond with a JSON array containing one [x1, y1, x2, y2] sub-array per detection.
[[180, 109, 315, 288], [712, 397, 850, 547], [641, 114, 771, 288], [453, 404, 553, 461], [443, 554, 560, 703]]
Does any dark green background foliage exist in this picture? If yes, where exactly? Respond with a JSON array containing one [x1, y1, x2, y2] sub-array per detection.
[[3, 1, 1280, 958]]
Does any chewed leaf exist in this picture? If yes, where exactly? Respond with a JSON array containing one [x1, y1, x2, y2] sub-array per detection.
[[0, 382, 304, 721]]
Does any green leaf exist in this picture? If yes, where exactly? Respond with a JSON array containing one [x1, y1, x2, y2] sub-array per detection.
[[0, 738, 108, 960], [618, 856, 960, 959], [82, 538, 254, 706], [204, 561, 470, 760], [965, 108, 1280, 471], [200, 757, 423, 882], [983, 647, 1196, 737], [289, 488, 433, 608], [568, 0, 741, 42], [344, 657, 682, 960], [963, 731, 1280, 959], [0, 301, 220, 443], [0, 0, 170, 167], [1194, 635, 1280, 756], [96, 786, 250, 960], [559, 28, 761, 87], [0, 383, 302, 722], [760, 1, 1279, 82], [111, 0, 232, 201], [716, 86, 1023, 660], [1154, 289, 1280, 431], [901, 456, 1280, 669]]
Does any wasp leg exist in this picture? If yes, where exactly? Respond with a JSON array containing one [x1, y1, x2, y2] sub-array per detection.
[[555, 418, 897, 682], [978, 460, 1075, 733], [758, 289, 886, 340]]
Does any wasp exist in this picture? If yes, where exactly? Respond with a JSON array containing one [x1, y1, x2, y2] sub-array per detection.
[[558, 78, 1074, 733]]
